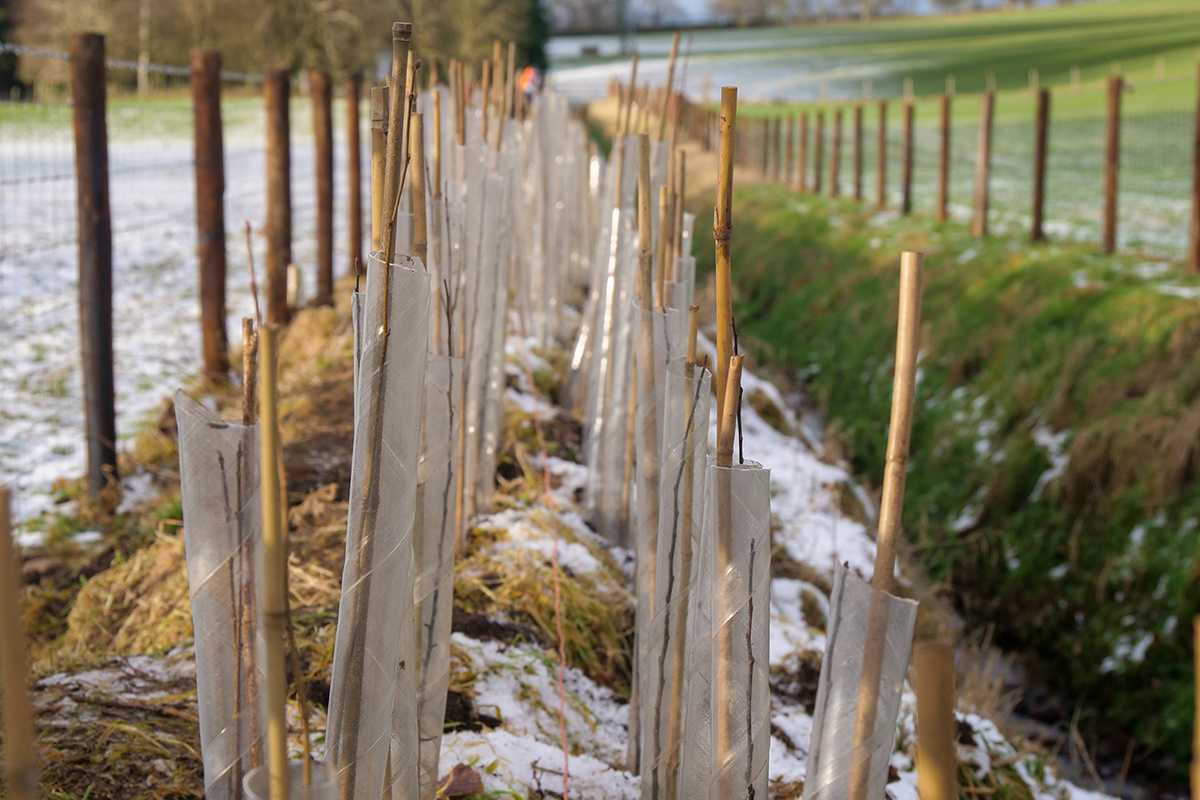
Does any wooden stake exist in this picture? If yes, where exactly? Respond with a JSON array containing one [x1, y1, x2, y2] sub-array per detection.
[[914, 643, 957, 800], [938, 94, 950, 222], [814, 110, 824, 193], [264, 68, 292, 326], [1032, 89, 1050, 243], [714, 87, 737, 441], [455, 60, 466, 148], [877, 100, 888, 209], [258, 325, 289, 800], [1102, 76, 1122, 254], [0, 488, 37, 800], [658, 32, 682, 141], [972, 91, 994, 238], [853, 105, 863, 201], [786, 114, 796, 186], [846, 251, 923, 800], [312, 70, 334, 306], [411, 113, 427, 269], [370, 87, 388, 253], [901, 101, 914, 215], [798, 111, 808, 192], [829, 108, 842, 196], [504, 41, 516, 120]]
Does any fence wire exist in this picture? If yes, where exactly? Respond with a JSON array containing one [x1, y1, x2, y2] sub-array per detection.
[[0, 51, 366, 521], [778, 73, 1198, 261]]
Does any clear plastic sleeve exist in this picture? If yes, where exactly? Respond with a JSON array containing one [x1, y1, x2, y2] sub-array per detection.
[[175, 391, 265, 800], [642, 359, 712, 800], [326, 251, 430, 800], [414, 353, 464, 800], [805, 563, 919, 800], [681, 460, 772, 800]]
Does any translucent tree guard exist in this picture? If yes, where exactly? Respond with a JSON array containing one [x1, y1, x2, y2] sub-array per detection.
[[243, 761, 339, 800], [414, 353, 464, 800], [681, 460, 772, 800], [326, 251, 430, 800], [642, 358, 711, 800], [632, 302, 685, 766], [175, 391, 265, 800], [805, 563, 918, 800]]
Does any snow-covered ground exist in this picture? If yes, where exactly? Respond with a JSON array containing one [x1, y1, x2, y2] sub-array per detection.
[[0, 98, 364, 522]]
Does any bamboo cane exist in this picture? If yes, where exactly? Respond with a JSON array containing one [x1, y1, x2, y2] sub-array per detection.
[[620, 55, 640, 137], [412, 113, 427, 269], [673, 151, 686, 268], [914, 642, 957, 800], [481, 59, 492, 145], [0, 488, 37, 800], [380, 24, 411, 257], [259, 325, 289, 800], [371, 88, 389, 252], [663, 306, 702, 800], [847, 250, 923, 800], [656, 184, 670, 307], [504, 41, 516, 120], [455, 61, 466, 148], [714, 87, 737, 441], [715, 353, 745, 800], [657, 32, 682, 141], [243, 317, 257, 426], [432, 89, 442, 199], [492, 41, 504, 113]]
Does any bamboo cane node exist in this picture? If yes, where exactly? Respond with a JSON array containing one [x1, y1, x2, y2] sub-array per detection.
[[713, 221, 733, 242]]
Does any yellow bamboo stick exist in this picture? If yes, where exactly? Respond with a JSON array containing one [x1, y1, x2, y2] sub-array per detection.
[[0, 487, 37, 800], [714, 87, 737, 441], [259, 325, 289, 800]]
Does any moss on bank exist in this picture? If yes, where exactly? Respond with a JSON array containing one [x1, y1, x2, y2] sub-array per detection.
[[695, 183, 1200, 782]]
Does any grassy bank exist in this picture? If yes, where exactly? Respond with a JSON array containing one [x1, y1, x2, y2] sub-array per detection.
[[694, 183, 1200, 782]]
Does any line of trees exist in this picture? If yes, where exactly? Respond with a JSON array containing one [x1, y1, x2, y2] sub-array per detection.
[[7, 0, 548, 88]]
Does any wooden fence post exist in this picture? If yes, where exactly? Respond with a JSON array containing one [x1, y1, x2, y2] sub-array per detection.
[[937, 93, 950, 222], [786, 114, 795, 186], [72, 32, 117, 497], [814, 110, 824, 193], [773, 116, 782, 181], [798, 111, 809, 192], [902, 101, 914, 215], [830, 107, 842, 197], [312, 70, 334, 306], [346, 77, 363, 276], [1102, 75, 1122, 254], [265, 68, 292, 324], [1032, 88, 1050, 243], [762, 116, 770, 175], [877, 99, 887, 209], [1191, 65, 1200, 272], [191, 49, 229, 381], [853, 104, 863, 201], [972, 91, 995, 238], [914, 643, 957, 800]]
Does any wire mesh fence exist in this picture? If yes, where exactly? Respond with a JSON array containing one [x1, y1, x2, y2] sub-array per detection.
[[0, 49, 367, 521], [747, 70, 1200, 263]]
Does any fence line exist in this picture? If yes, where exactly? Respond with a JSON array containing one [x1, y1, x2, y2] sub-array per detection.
[[0, 35, 366, 519], [635, 64, 1200, 267]]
